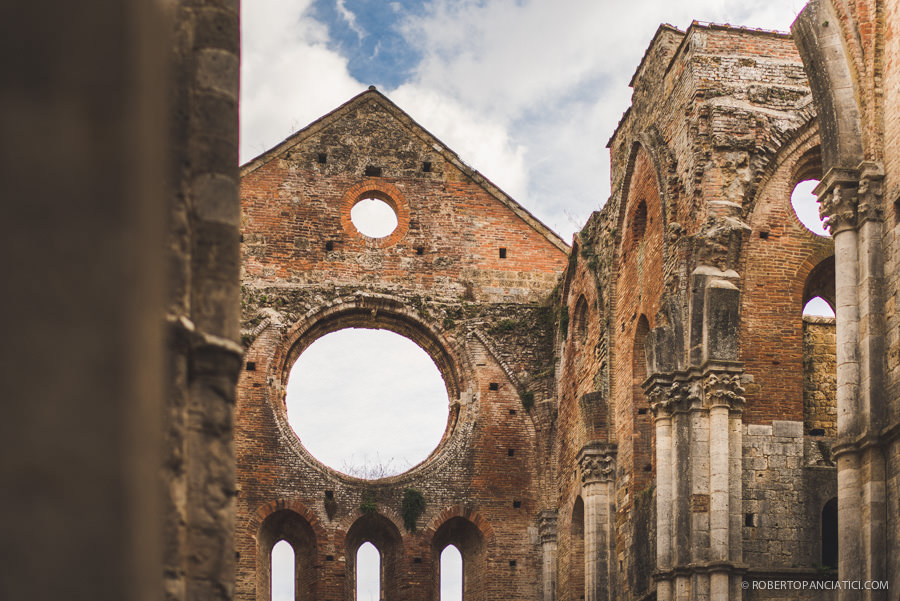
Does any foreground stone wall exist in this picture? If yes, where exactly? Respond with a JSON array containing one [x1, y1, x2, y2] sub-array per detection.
[[1, 2, 242, 601]]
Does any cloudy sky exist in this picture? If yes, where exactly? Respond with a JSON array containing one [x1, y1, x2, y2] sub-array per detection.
[[242, 0, 812, 244], [247, 2, 822, 597]]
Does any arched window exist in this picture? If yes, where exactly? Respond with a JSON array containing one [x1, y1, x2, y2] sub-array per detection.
[[802, 257, 837, 437], [257, 509, 317, 601], [346, 513, 402, 601], [630, 200, 648, 246], [440, 544, 463, 601], [271, 541, 294, 601], [356, 542, 381, 601], [431, 516, 485, 601], [822, 498, 838, 569]]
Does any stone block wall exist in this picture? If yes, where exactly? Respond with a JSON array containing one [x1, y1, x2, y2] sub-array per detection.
[[803, 317, 837, 437]]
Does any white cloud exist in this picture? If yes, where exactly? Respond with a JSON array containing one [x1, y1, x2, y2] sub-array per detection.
[[336, 0, 366, 41], [388, 0, 809, 240], [390, 84, 530, 200], [240, 0, 365, 163]]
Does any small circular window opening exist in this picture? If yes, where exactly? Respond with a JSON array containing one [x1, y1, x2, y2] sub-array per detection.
[[791, 179, 828, 236], [286, 328, 449, 478], [351, 198, 398, 238]]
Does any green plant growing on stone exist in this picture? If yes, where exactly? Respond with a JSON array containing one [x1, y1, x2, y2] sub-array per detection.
[[492, 319, 518, 334], [559, 310, 570, 338], [360, 492, 377, 514], [401, 488, 426, 532], [520, 390, 535, 411]]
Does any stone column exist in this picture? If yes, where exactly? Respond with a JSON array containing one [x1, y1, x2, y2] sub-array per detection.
[[818, 168, 865, 598], [647, 377, 675, 601], [704, 373, 745, 601], [578, 443, 616, 601], [539, 510, 558, 601], [817, 164, 889, 601]]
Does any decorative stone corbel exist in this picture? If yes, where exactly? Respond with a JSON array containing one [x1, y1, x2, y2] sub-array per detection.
[[538, 510, 558, 544]]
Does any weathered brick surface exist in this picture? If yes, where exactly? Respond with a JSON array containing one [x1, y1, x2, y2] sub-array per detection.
[[554, 21, 840, 601], [233, 16, 900, 601], [236, 91, 567, 600]]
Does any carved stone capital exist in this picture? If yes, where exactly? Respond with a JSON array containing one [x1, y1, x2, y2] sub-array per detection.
[[538, 510, 558, 544], [857, 161, 885, 224], [645, 375, 676, 418], [702, 372, 745, 411], [578, 442, 617, 485], [815, 167, 859, 235]]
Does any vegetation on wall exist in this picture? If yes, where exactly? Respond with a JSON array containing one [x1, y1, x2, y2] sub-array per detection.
[[401, 488, 426, 532]]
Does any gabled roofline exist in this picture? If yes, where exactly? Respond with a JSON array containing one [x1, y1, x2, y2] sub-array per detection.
[[240, 87, 570, 253]]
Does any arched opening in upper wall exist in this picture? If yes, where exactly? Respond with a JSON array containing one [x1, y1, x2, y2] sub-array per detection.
[[572, 294, 589, 348]]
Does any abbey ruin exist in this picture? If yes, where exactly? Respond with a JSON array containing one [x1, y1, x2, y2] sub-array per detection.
[[233, 2, 900, 598], [4, 1, 900, 601]]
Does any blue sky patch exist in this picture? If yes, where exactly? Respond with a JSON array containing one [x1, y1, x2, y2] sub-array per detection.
[[309, 0, 426, 89]]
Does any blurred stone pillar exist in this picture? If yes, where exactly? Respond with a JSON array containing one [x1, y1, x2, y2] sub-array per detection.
[[0, 2, 167, 600]]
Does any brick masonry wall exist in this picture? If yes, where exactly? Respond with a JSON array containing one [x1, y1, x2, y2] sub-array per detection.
[[236, 91, 567, 601], [741, 129, 834, 426]]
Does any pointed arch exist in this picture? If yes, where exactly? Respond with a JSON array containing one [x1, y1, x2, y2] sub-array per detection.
[[345, 512, 404, 600], [256, 506, 321, 601]]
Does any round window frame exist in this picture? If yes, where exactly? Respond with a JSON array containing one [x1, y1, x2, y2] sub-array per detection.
[[340, 181, 410, 248], [268, 297, 473, 482]]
